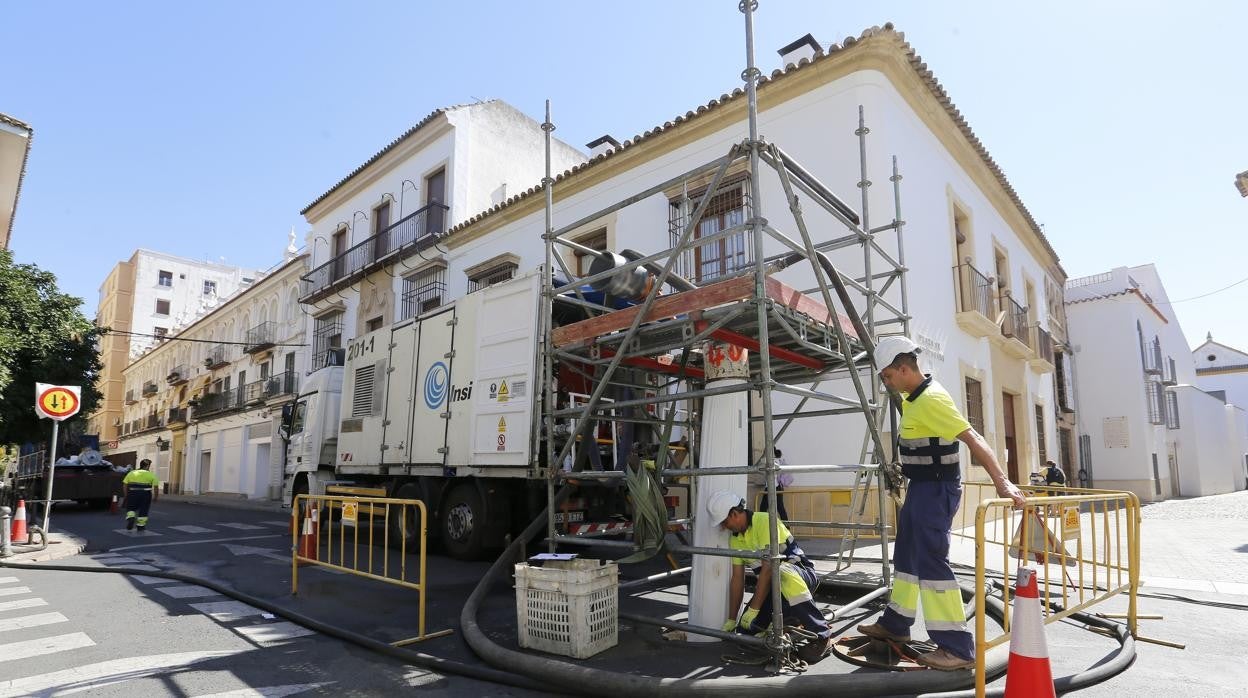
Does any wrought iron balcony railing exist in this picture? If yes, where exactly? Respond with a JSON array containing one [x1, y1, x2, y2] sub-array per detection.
[[300, 203, 449, 302], [124, 390, 136, 405], [244, 321, 277, 354], [1000, 295, 1031, 349], [142, 381, 158, 396], [167, 364, 189, 385], [954, 262, 996, 319], [204, 344, 229, 369], [1033, 326, 1054, 364]]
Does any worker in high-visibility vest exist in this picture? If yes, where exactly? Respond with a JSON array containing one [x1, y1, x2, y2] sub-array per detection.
[[708, 490, 833, 664], [122, 459, 160, 531], [857, 336, 1026, 671]]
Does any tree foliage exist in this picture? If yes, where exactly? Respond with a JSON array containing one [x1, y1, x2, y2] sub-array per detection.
[[0, 249, 104, 443]]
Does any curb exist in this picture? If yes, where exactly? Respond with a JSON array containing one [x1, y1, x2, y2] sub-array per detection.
[[3, 532, 88, 564], [161, 494, 286, 514]]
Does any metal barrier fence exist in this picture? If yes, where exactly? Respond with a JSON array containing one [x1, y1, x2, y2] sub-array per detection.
[[960, 482, 1141, 697], [291, 493, 451, 645]]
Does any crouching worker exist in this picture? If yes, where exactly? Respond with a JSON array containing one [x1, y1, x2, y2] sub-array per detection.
[[122, 459, 159, 531], [708, 490, 832, 663]]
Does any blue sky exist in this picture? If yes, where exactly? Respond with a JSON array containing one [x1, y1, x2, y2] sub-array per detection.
[[4, 1, 1246, 351]]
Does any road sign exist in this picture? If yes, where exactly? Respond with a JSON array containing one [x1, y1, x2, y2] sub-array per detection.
[[35, 383, 82, 421], [341, 501, 358, 526]]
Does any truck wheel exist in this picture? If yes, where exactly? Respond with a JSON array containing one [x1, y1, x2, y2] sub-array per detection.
[[388, 482, 425, 550], [441, 483, 485, 560]]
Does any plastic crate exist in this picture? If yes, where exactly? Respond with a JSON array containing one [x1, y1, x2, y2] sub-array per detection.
[[515, 558, 618, 659]]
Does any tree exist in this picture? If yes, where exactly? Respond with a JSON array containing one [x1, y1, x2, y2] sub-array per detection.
[[0, 249, 104, 444]]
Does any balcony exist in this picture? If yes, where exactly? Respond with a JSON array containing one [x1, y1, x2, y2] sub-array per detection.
[[312, 347, 345, 372], [124, 390, 136, 405], [999, 294, 1034, 359], [142, 381, 158, 397], [264, 370, 299, 400], [301, 203, 449, 303], [195, 387, 244, 418], [166, 364, 189, 385], [1029, 326, 1055, 373], [953, 262, 999, 338], [244, 321, 277, 354], [204, 344, 229, 369], [167, 407, 188, 425], [1161, 356, 1178, 385]]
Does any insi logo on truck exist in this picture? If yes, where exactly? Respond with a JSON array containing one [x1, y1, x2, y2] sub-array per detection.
[[423, 362, 473, 409]]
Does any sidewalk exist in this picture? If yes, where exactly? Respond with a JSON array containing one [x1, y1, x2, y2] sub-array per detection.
[[161, 493, 286, 514], [1, 531, 87, 564]]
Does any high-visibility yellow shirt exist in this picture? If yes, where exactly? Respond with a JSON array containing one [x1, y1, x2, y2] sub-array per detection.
[[899, 377, 971, 441], [123, 469, 159, 488]]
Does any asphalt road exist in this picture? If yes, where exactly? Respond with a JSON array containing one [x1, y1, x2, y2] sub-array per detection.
[[0, 500, 539, 697]]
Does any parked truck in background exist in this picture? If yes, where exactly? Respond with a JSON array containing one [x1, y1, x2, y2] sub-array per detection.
[[280, 270, 663, 559]]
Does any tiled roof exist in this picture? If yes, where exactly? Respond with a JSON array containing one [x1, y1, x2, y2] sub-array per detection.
[[300, 103, 479, 216], [1, 112, 34, 245], [441, 24, 1061, 265], [1064, 289, 1132, 305]]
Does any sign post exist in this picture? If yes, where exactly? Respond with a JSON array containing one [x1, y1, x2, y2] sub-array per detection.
[[34, 383, 82, 536]]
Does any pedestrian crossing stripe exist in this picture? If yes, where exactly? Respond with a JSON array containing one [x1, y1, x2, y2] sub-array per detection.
[[169, 525, 217, 534], [0, 632, 94, 663], [0, 612, 68, 633]]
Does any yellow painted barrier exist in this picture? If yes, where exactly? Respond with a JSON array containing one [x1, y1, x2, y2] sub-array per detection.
[[961, 482, 1140, 698], [291, 493, 452, 645]]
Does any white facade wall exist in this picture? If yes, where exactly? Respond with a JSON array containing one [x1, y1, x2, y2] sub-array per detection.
[[438, 70, 1062, 484], [125, 250, 260, 359], [1193, 338, 1248, 408], [1065, 264, 1234, 501]]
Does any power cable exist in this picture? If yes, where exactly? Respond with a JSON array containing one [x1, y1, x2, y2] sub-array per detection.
[[106, 329, 308, 348]]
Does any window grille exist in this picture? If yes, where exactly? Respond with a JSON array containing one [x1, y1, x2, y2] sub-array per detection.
[[1144, 379, 1165, 425], [313, 312, 344, 370], [668, 178, 752, 283], [1035, 404, 1047, 464], [1164, 391, 1180, 429], [964, 377, 985, 435], [467, 263, 516, 293], [401, 267, 446, 319]]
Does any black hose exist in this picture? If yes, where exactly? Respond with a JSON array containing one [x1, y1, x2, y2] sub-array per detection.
[[0, 558, 551, 694], [460, 505, 1013, 697]]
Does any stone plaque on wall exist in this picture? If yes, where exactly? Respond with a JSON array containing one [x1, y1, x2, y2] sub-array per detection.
[[1103, 416, 1129, 449]]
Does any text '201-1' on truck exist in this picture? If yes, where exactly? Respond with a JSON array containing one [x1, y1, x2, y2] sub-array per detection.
[[279, 269, 679, 560]]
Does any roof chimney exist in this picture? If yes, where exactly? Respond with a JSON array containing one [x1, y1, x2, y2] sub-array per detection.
[[777, 33, 821, 68], [586, 135, 621, 158]]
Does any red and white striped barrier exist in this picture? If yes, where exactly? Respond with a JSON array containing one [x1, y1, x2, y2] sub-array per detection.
[[1004, 567, 1056, 698]]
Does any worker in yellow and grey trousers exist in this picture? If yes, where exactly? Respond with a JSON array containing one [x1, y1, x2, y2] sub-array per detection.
[[122, 459, 160, 531], [858, 336, 1026, 671]]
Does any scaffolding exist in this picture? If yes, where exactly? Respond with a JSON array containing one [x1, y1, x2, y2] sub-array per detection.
[[535, 1, 912, 666]]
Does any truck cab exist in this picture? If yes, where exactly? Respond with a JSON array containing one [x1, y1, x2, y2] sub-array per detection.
[[281, 364, 343, 505]]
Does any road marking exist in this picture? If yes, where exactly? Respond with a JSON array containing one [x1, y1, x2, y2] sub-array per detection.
[[0, 588, 30, 598], [117, 565, 161, 572], [217, 523, 265, 531], [232, 621, 315, 645], [0, 632, 94, 663], [0, 612, 68, 633], [112, 533, 283, 552], [260, 520, 292, 527], [189, 600, 266, 623], [0, 598, 47, 613], [0, 578, 19, 585], [192, 683, 332, 697], [169, 525, 217, 534], [112, 529, 164, 537], [222, 543, 288, 563], [0, 649, 242, 697], [153, 585, 221, 600]]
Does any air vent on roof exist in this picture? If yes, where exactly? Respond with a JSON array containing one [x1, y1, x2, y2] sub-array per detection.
[[778, 33, 820, 68], [586, 135, 621, 158]]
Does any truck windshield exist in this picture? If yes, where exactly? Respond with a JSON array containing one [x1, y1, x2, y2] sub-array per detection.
[[290, 401, 308, 434]]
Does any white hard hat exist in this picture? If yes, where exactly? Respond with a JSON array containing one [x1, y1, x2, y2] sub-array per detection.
[[872, 335, 920, 371], [707, 490, 744, 525]]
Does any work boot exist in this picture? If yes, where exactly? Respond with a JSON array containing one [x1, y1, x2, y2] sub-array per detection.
[[856, 622, 910, 643], [136, 525, 146, 532], [916, 648, 974, 671], [797, 635, 833, 664], [126, 517, 135, 530]]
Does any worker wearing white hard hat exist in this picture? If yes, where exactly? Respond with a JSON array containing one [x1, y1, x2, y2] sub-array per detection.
[[706, 490, 832, 664], [858, 336, 1025, 671]]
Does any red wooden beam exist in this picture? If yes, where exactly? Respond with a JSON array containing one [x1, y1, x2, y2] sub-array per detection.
[[695, 322, 824, 370]]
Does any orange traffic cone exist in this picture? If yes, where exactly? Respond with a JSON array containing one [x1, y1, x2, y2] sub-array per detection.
[[109, 494, 120, 514], [10, 500, 27, 543], [297, 503, 318, 561], [1004, 567, 1056, 698]]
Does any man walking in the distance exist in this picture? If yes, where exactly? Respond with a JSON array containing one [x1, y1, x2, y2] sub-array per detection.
[[122, 459, 159, 531], [858, 336, 1026, 670]]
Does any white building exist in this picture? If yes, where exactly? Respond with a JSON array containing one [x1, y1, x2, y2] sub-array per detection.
[[119, 241, 308, 498], [1192, 334, 1248, 489], [297, 26, 1069, 497], [299, 99, 587, 366], [1066, 265, 1247, 500], [1, 111, 32, 250]]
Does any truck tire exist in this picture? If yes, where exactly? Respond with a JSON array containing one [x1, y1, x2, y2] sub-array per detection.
[[440, 483, 485, 560], [388, 482, 424, 550]]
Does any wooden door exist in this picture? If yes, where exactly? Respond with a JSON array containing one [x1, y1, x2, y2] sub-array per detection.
[[1001, 392, 1019, 483], [425, 169, 446, 234]]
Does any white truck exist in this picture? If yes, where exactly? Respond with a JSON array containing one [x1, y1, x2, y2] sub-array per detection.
[[280, 271, 645, 559]]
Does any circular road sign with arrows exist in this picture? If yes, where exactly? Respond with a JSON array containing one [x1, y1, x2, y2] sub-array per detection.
[[35, 383, 82, 421]]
